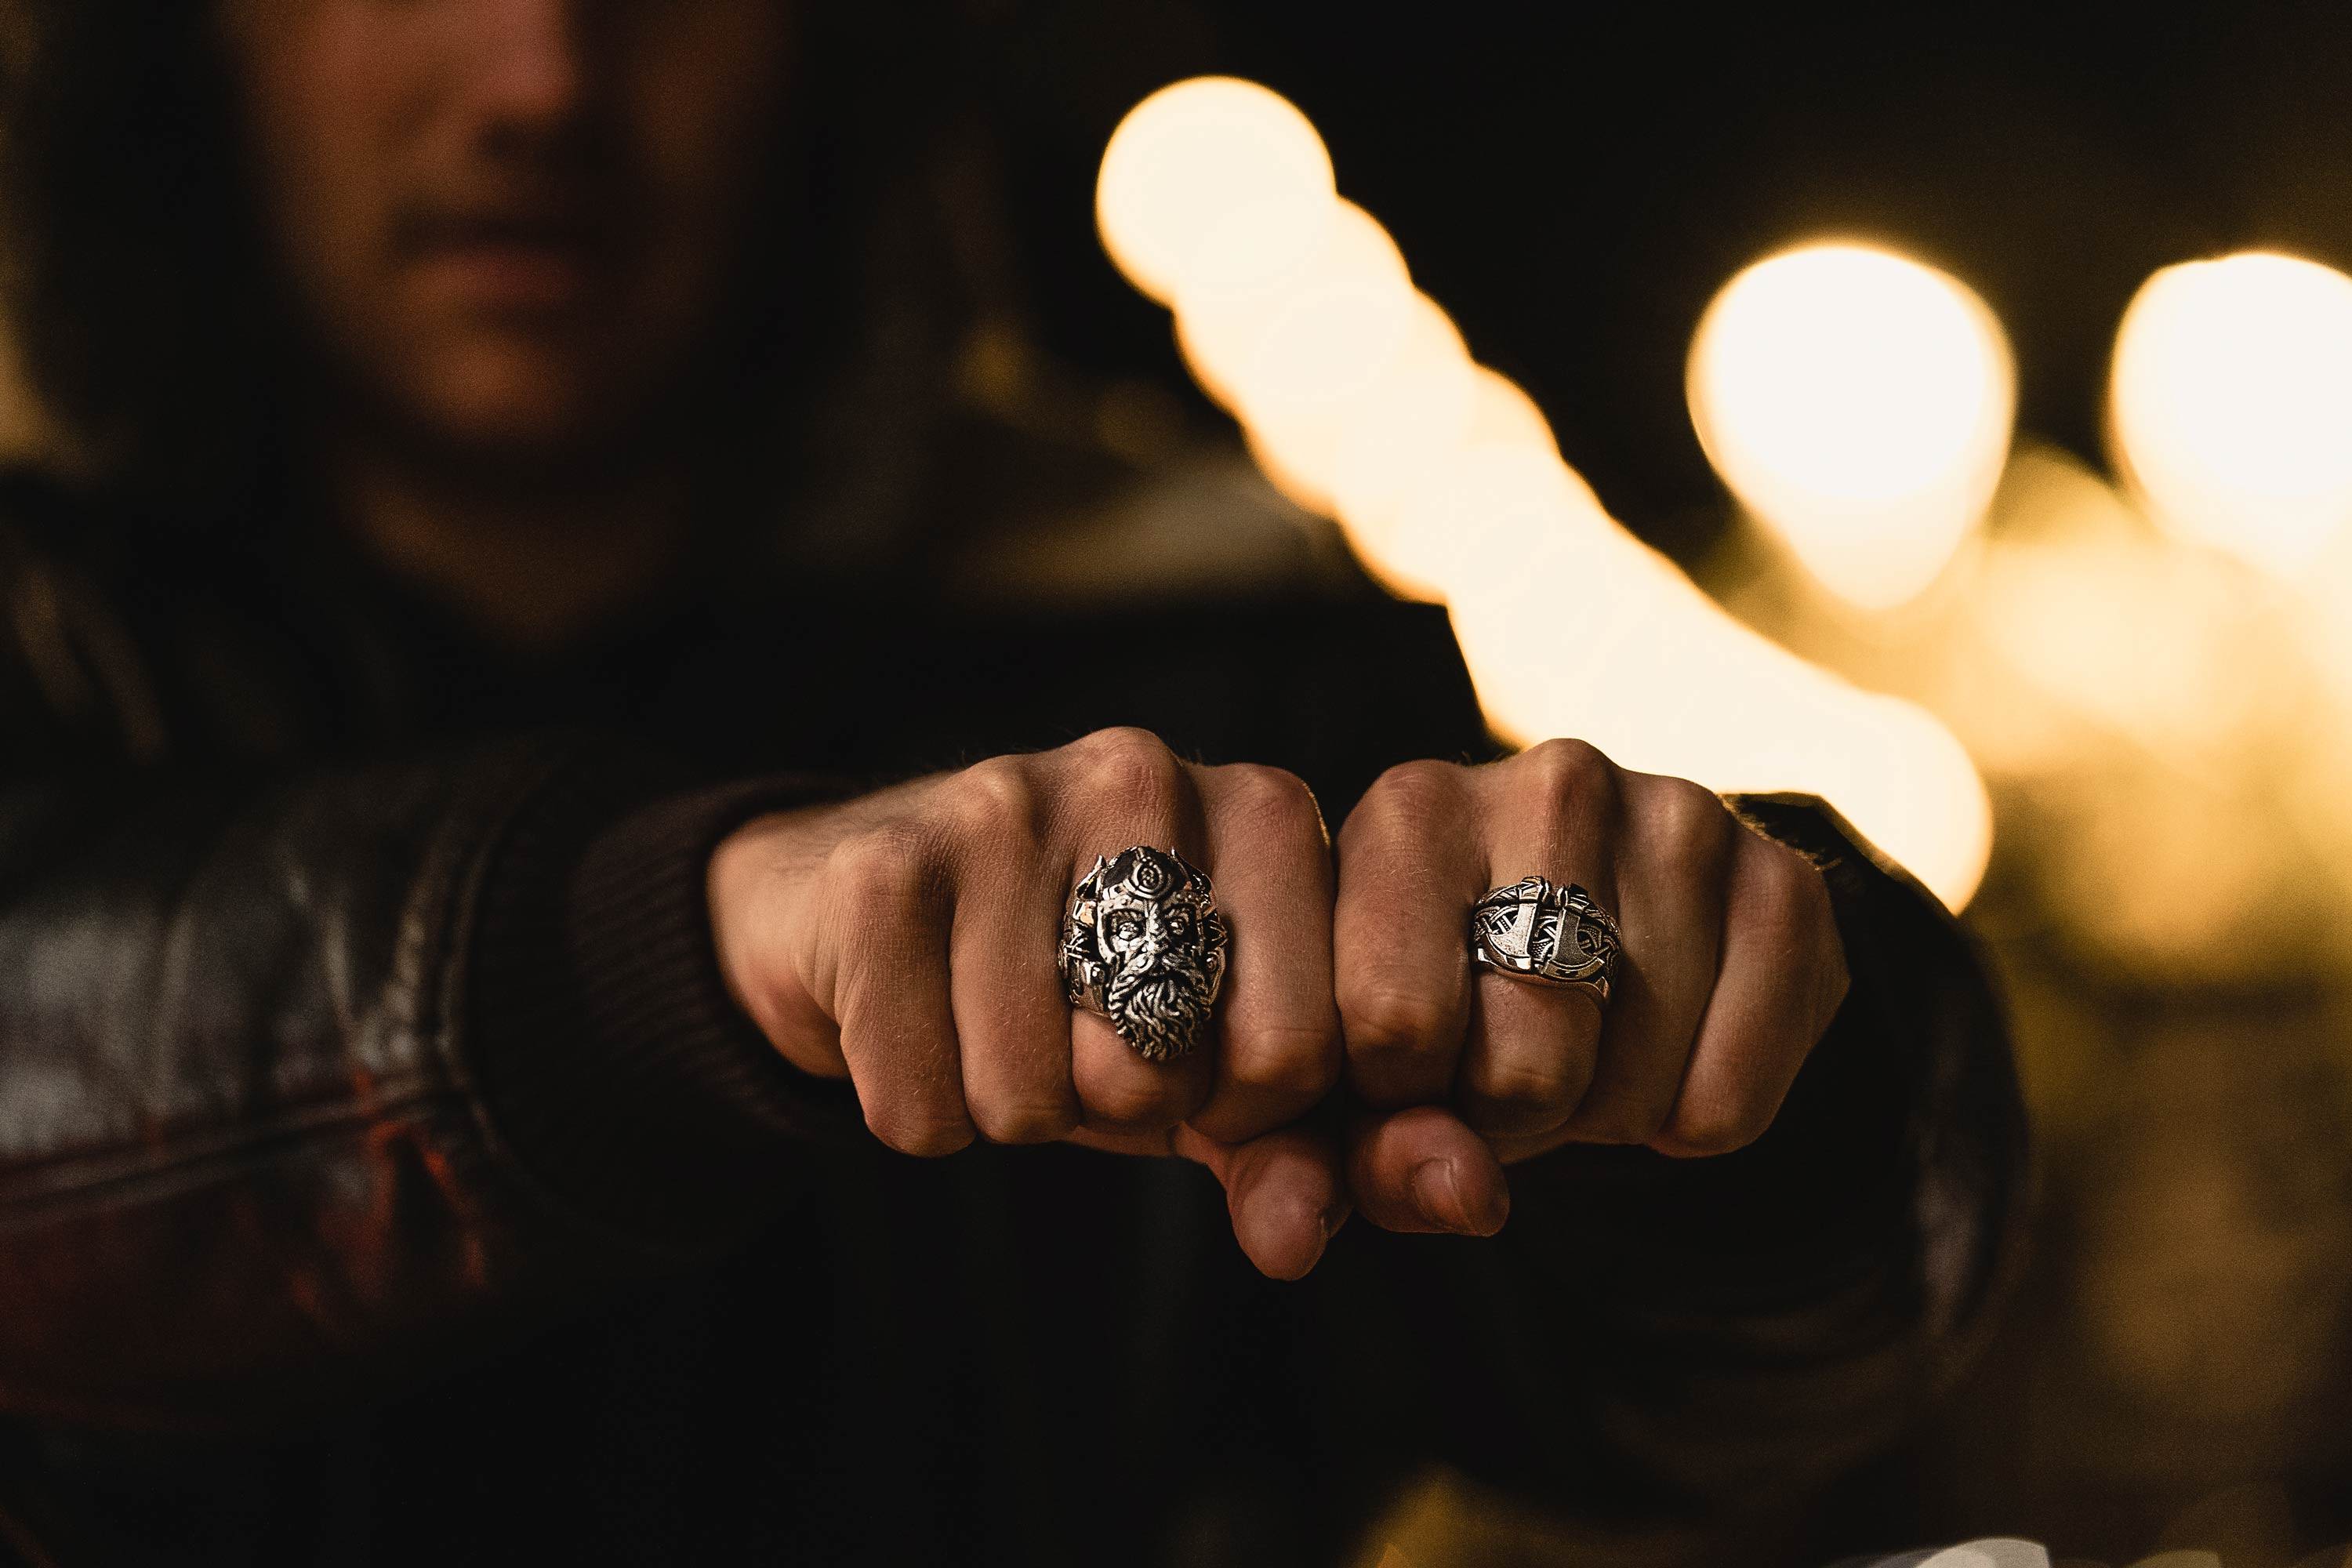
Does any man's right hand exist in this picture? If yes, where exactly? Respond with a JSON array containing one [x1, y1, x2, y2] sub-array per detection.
[[706, 728, 1352, 1276]]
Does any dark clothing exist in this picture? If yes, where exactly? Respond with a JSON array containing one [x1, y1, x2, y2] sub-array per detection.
[[0, 473, 2024, 1565]]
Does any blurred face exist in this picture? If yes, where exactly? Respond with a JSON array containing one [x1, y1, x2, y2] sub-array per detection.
[[223, 0, 793, 466]]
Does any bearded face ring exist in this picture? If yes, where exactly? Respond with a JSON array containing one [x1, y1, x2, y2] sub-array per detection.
[[1061, 846, 1229, 1062], [1469, 876, 1621, 1004]]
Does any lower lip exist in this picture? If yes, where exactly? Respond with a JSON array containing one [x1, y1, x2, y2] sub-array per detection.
[[412, 242, 606, 312]]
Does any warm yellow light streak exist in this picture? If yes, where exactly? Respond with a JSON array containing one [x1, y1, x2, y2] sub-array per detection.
[[1243, 292, 1474, 521], [1100, 81, 1994, 909], [2110, 251, 2352, 578], [1444, 499, 1994, 908], [1175, 199, 1412, 416], [1918, 1542, 2052, 1568], [1689, 243, 2015, 611]]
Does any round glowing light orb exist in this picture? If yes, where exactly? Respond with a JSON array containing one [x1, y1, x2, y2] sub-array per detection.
[[1918, 1542, 2050, 1568], [1688, 242, 2014, 611], [1243, 291, 1474, 518], [1095, 78, 1335, 307], [1224, 275, 1425, 426], [1376, 445, 1602, 604], [2110, 251, 2352, 578], [1175, 199, 1410, 414], [1330, 365, 1557, 550]]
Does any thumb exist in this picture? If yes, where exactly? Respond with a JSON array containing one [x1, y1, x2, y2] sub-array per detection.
[[1345, 1105, 1512, 1236], [1169, 1122, 1352, 1281]]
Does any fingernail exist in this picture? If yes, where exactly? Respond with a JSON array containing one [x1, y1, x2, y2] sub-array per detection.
[[1316, 1200, 1351, 1243], [1410, 1159, 1476, 1234], [1278, 1196, 1334, 1280]]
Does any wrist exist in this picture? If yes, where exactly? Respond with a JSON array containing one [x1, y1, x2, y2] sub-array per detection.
[[468, 756, 862, 1246]]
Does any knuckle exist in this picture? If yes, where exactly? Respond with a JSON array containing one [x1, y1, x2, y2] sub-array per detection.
[[1084, 1073, 1184, 1131], [1640, 775, 1736, 885], [1570, 1092, 1674, 1146], [1661, 1095, 1771, 1157], [1349, 759, 1462, 841], [1769, 850, 1850, 1036], [1217, 764, 1327, 848], [1226, 1022, 1342, 1102], [1069, 726, 1185, 817], [968, 1094, 1077, 1146], [866, 1102, 975, 1158], [1750, 837, 1835, 947], [946, 756, 1041, 850], [1519, 736, 1618, 811], [822, 823, 938, 913], [1470, 1056, 1584, 1121], [1340, 984, 1454, 1059]]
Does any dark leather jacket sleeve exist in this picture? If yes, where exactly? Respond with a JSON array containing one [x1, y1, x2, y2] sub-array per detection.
[[0, 508, 846, 1428]]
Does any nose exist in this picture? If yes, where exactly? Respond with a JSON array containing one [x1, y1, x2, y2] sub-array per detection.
[[466, 0, 590, 137]]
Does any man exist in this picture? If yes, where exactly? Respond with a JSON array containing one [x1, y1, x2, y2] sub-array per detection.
[[0, 2, 2024, 1563]]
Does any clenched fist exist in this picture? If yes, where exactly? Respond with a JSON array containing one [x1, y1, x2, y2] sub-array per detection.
[[706, 727, 1345, 1180], [1330, 739, 1850, 1236], [707, 729, 1850, 1279]]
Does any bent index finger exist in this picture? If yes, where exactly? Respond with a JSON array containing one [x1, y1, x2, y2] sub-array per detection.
[[1062, 1122, 1350, 1281], [1185, 762, 1341, 1144], [1345, 1104, 1509, 1236], [1171, 1121, 1350, 1281]]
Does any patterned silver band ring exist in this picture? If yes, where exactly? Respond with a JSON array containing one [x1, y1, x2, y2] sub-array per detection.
[[1468, 875, 1621, 1004]]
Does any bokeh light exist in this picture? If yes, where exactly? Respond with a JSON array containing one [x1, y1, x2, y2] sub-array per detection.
[[2110, 251, 2352, 578], [1098, 81, 1996, 908], [1919, 1541, 2051, 1568], [1689, 242, 2016, 611], [1095, 77, 1337, 308]]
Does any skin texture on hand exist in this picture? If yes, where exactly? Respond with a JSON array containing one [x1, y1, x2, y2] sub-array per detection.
[[709, 731, 1849, 1281]]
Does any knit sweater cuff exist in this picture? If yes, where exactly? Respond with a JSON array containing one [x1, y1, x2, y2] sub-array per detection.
[[464, 749, 866, 1251]]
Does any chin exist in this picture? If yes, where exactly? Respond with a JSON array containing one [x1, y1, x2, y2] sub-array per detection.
[[406, 347, 648, 469]]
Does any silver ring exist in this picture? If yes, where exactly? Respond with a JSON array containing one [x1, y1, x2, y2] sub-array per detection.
[[1469, 876, 1621, 1004], [1060, 846, 1229, 1063]]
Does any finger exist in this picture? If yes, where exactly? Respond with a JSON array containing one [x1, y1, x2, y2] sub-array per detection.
[[1185, 763, 1341, 1144], [1334, 760, 1484, 1109], [1456, 740, 1616, 1138], [1554, 773, 1733, 1145], [1065, 1122, 1348, 1279], [1171, 1122, 1351, 1280], [1345, 1105, 1510, 1236], [943, 760, 1081, 1145], [711, 808, 854, 1080], [1055, 730, 1218, 1131], [824, 830, 974, 1156], [1652, 826, 1849, 1157]]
